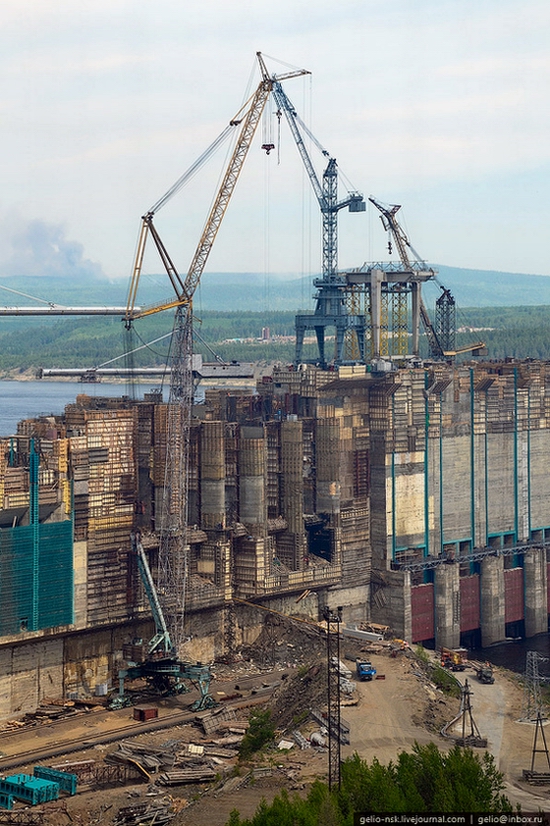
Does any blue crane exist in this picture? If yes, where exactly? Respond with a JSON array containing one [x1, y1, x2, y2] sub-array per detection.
[[268, 77, 366, 366]]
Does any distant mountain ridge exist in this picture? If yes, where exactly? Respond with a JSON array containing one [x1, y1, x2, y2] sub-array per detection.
[[1, 265, 550, 312]]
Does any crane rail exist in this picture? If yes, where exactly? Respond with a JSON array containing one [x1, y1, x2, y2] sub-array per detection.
[[392, 540, 547, 572]]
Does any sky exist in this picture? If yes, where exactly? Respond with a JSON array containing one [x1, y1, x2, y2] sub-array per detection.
[[1, 0, 550, 292]]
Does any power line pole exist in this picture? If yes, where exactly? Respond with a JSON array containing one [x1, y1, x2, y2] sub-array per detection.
[[324, 605, 343, 790]]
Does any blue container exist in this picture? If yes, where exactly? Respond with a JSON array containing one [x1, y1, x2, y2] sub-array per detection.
[[34, 766, 77, 795]]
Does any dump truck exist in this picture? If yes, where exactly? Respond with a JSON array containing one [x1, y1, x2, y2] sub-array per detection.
[[356, 659, 377, 681]]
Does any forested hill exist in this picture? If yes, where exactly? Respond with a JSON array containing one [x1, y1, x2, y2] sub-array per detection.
[[434, 265, 550, 307], [0, 269, 550, 371], [1, 265, 550, 313]]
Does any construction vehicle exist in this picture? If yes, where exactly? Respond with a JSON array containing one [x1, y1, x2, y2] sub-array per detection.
[[474, 662, 495, 684], [441, 647, 468, 672], [114, 532, 215, 709], [355, 659, 377, 681]]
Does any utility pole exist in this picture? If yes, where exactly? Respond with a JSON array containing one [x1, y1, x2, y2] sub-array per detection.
[[324, 605, 343, 790]]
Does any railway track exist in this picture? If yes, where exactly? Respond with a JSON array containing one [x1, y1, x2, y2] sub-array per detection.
[[0, 683, 278, 774]]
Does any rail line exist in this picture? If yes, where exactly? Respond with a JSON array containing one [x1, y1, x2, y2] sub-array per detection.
[[0, 686, 277, 773]]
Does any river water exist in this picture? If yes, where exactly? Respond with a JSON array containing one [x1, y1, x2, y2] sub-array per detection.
[[476, 635, 550, 678], [0, 379, 158, 437]]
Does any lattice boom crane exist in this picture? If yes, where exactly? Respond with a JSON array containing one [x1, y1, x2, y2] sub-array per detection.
[[124, 54, 309, 662]]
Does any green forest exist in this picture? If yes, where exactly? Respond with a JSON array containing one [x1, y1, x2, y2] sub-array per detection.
[[0, 305, 549, 375], [225, 742, 513, 823]]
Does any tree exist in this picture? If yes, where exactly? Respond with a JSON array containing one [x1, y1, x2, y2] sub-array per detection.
[[225, 743, 513, 825], [238, 708, 276, 760]]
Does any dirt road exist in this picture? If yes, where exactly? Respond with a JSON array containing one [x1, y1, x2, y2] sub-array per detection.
[[4, 648, 550, 823]]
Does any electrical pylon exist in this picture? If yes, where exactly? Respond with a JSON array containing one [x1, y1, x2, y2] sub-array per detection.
[[520, 651, 549, 722], [324, 605, 343, 790]]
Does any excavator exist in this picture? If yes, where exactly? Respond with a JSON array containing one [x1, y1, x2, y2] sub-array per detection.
[[113, 531, 215, 709]]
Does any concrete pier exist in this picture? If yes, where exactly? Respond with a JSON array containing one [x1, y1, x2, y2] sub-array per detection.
[[238, 427, 267, 534], [524, 547, 548, 637], [434, 563, 460, 650], [480, 555, 505, 646], [316, 419, 341, 514], [200, 421, 225, 530]]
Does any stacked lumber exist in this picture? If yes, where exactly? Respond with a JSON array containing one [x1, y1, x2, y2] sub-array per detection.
[[113, 801, 175, 825], [157, 767, 216, 786]]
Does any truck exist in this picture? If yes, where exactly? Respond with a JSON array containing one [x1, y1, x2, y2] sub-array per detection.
[[441, 647, 467, 672], [356, 659, 377, 681], [476, 663, 495, 684]]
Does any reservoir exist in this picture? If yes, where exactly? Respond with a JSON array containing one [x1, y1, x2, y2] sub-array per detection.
[[0, 379, 157, 437]]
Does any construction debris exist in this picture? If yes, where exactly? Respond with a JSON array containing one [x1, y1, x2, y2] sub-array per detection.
[[113, 800, 175, 825], [157, 768, 216, 786]]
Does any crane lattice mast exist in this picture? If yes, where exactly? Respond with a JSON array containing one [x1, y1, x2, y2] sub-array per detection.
[[125, 54, 308, 655], [270, 80, 366, 366]]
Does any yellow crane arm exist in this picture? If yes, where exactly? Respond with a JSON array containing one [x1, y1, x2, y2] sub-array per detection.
[[125, 53, 309, 326], [182, 77, 272, 302]]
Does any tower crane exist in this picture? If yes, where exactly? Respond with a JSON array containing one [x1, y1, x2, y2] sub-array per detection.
[[122, 54, 308, 695], [268, 79, 366, 366]]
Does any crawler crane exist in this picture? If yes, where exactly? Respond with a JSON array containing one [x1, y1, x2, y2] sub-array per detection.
[[122, 54, 308, 697]]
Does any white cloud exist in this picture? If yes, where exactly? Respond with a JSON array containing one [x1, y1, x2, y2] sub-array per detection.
[[1, 0, 550, 279]]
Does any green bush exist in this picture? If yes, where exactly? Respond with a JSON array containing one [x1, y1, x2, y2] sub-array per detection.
[[238, 708, 276, 760], [429, 664, 462, 698], [225, 742, 513, 823]]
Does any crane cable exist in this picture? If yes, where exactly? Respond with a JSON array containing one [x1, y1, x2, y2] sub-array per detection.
[[148, 123, 236, 215], [147, 80, 266, 217]]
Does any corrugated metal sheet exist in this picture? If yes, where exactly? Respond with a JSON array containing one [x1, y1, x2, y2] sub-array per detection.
[[411, 583, 434, 642], [504, 567, 524, 623], [460, 575, 480, 631]]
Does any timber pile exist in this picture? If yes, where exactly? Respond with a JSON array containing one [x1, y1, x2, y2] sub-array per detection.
[[113, 801, 175, 825], [522, 769, 550, 785], [197, 705, 238, 735], [106, 741, 176, 775], [157, 767, 216, 786]]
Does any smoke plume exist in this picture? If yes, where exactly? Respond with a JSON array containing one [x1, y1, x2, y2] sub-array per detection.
[[0, 216, 105, 280]]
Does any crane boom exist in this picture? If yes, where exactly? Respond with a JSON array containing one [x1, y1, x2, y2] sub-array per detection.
[[124, 54, 310, 661], [369, 197, 445, 359], [125, 54, 309, 325], [131, 531, 173, 655], [185, 81, 272, 298]]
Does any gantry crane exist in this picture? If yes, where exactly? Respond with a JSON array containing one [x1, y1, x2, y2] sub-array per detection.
[[367, 198, 485, 360], [268, 79, 366, 366], [368, 197, 445, 359], [123, 54, 308, 690]]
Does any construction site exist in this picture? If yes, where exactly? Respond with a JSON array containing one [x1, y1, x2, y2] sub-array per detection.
[[0, 52, 548, 731], [0, 352, 548, 720]]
